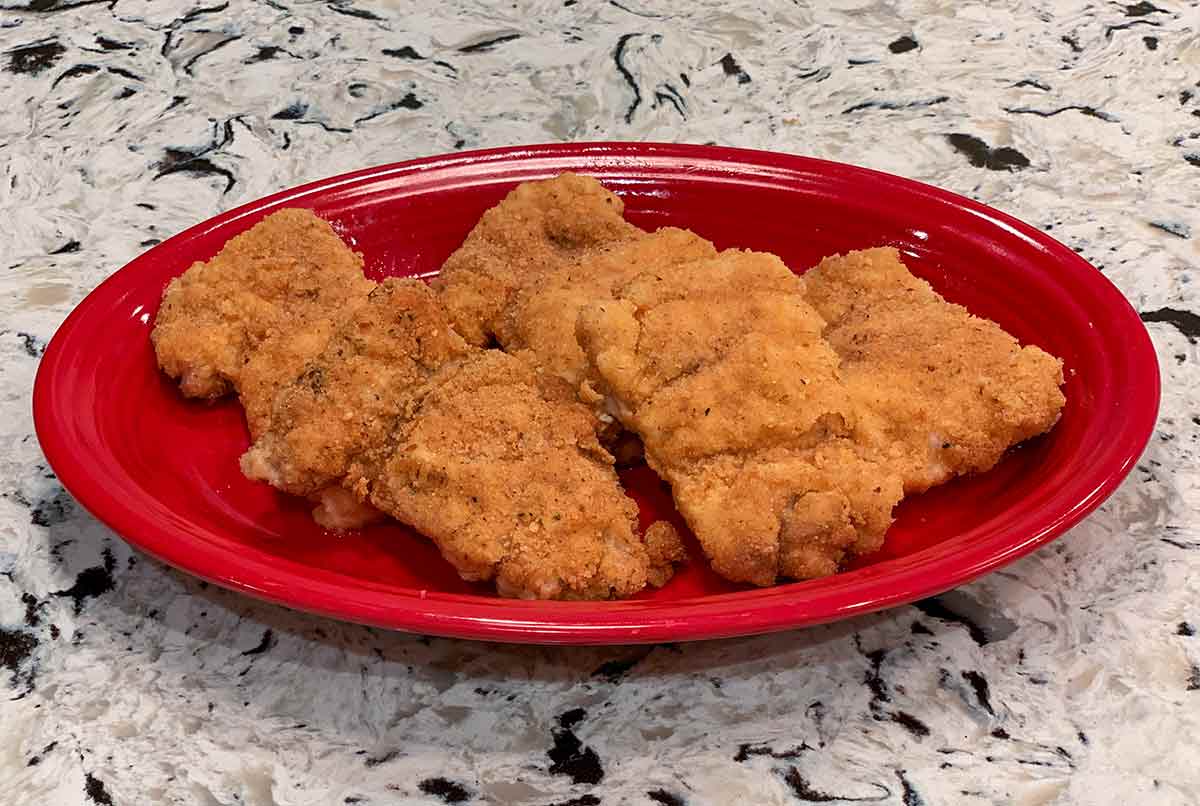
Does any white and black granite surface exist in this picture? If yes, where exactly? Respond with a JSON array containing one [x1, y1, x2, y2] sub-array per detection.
[[1, 0, 1198, 803]]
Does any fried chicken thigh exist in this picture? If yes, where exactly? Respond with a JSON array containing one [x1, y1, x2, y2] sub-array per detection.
[[802, 248, 1066, 493], [433, 173, 641, 348], [152, 208, 373, 404], [351, 345, 683, 599], [577, 250, 905, 586]]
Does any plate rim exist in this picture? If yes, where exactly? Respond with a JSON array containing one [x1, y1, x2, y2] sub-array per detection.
[[32, 141, 1161, 644]]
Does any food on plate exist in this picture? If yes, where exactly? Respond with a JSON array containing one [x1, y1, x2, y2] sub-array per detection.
[[193, 263, 684, 599], [151, 209, 373, 407], [433, 174, 716, 454], [803, 248, 1066, 493], [434, 173, 639, 348], [151, 175, 1067, 598], [341, 325, 685, 599], [239, 279, 466, 521], [576, 249, 905, 585], [435, 174, 717, 387]]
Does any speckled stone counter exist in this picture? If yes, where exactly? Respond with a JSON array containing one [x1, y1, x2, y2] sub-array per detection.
[[2, 1, 1198, 804]]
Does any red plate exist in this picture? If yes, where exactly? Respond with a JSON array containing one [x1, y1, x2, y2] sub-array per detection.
[[32, 143, 1159, 644]]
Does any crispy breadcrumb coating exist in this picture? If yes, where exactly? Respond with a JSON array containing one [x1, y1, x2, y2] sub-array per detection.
[[432, 173, 640, 347], [802, 248, 1066, 493], [242, 278, 683, 598], [349, 343, 683, 599], [577, 250, 905, 586], [152, 208, 373, 400], [496, 226, 718, 388], [240, 279, 468, 498]]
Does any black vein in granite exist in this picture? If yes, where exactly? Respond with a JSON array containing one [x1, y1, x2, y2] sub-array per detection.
[[780, 767, 889, 802], [1148, 221, 1190, 238], [85, 773, 114, 805], [154, 146, 236, 194], [1140, 307, 1200, 342], [31, 487, 72, 525], [174, 1, 228, 26], [16, 331, 47, 357], [7, 40, 66, 75], [327, 1, 384, 21], [1106, 19, 1159, 39], [53, 547, 116, 614], [719, 52, 751, 84], [458, 33, 521, 53], [382, 45, 422, 59], [888, 36, 918, 54], [890, 711, 931, 738], [22, 593, 42, 628], [417, 778, 470, 803], [51, 63, 99, 87], [1144, 36, 1158, 50], [546, 796, 599, 806], [0, 627, 37, 687], [1014, 78, 1050, 91], [181, 35, 240, 76], [844, 96, 948, 114], [95, 35, 132, 50], [610, 0, 661, 18], [613, 33, 642, 124], [18, 0, 116, 12], [355, 93, 423, 123], [961, 670, 995, 715], [734, 743, 809, 761], [26, 741, 57, 767], [653, 83, 686, 117], [1125, 1, 1164, 15], [1179, 622, 1196, 637], [896, 770, 924, 805], [548, 708, 604, 784], [647, 789, 685, 805], [362, 749, 399, 768], [1060, 34, 1083, 53], [1189, 665, 1200, 691], [1005, 105, 1118, 122], [245, 45, 285, 62], [863, 647, 889, 707]]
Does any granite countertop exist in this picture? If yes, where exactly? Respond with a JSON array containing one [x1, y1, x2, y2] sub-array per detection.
[[2, 0, 1197, 803]]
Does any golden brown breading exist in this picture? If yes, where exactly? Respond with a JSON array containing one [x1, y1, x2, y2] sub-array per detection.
[[240, 279, 469, 500], [242, 277, 682, 598], [802, 248, 1066, 493], [431, 173, 641, 347], [239, 321, 338, 440], [352, 348, 679, 599], [152, 208, 373, 399], [496, 227, 718, 388], [577, 250, 905, 586]]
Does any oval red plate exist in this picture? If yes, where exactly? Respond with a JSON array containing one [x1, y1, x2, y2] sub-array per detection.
[[32, 143, 1159, 644]]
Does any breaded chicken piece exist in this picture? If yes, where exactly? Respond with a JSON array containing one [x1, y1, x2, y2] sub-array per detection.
[[351, 348, 683, 600], [243, 278, 683, 598], [577, 250, 904, 586], [433, 173, 641, 347], [239, 321, 338, 440], [802, 248, 1066, 493], [152, 208, 374, 400], [240, 280, 467, 528], [497, 227, 718, 388]]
